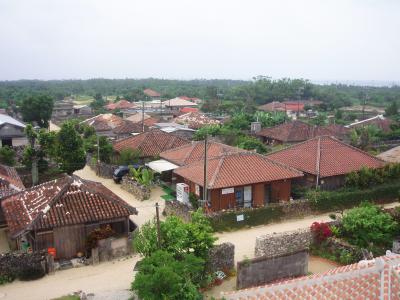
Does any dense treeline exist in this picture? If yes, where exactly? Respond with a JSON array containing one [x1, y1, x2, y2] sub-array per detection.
[[0, 77, 399, 110]]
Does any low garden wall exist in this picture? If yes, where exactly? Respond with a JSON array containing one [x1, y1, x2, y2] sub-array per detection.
[[121, 176, 150, 201], [86, 154, 118, 179], [164, 200, 192, 222], [255, 228, 312, 258], [236, 250, 308, 289], [206, 242, 235, 273], [0, 251, 48, 283], [92, 237, 131, 264]]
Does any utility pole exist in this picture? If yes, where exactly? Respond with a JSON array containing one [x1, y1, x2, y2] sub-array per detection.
[[203, 135, 208, 206], [155, 202, 162, 249], [96, 134, 100, 175], [142, 101, 145, 133]]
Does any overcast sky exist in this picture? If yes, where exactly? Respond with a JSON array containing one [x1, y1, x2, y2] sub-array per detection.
[[0, 0, 399, 82]]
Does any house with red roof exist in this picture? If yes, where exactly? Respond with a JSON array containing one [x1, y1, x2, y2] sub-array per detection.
[[113, 129, 190, 160], [267, 136, 386, 189], [104, 100, 136, 111], [1, 175, 137, 259], [224, 253, 400, 300], [0, 164, 25, 225], [175, 112, 220, 129], [255, 120, 350, 144], [143, 88, 161, 99], [81, 114, 145, 139], [173, 152, 303, 211]]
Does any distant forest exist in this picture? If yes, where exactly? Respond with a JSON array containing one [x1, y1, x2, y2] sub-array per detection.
[[0, 77, 399, 110]]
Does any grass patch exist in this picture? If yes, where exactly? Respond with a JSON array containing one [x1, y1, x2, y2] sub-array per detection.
[[51, 296, 80, 300], [161, 194, 175, 201], [73, 95, 94, 105]]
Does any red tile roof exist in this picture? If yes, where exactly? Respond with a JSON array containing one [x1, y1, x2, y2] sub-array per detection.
[[105, 100, 136, 110], [160, 141, 247, 166], [258, 102, 287, 112], [81, 114, 126, 132], [113, 120, 147, 135], [223, 254, 400, 300], [143, 88, 161, 97], [173, 152, 303, 189], [256, 121, 349, 143], [347, 115, 394, 132], [175, 112, 220, 129], [267, 136, 385, 178], [113, 129, 190, 158], [180, 107, 199, 114], [1, 175, 137, 237]]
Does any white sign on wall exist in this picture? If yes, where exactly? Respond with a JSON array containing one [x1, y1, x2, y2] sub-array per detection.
[[236, 214, 244, 222], [195, 184, 200, 196], [221, 187, 234, 195]]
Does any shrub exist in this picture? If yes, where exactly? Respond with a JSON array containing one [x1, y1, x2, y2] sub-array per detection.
[[118, 148, 141, 165], [0, 146, 16, 166], [310, 222, 332, 243], [342, 203, 398, 249], [189, 192, 199, 209], [132, 250, 204, 300], [307, 182, 400, 212], [18, 263, 46, 281], [345, 164, 400, 189]]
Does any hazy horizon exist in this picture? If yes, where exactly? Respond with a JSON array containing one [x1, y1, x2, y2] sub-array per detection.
[[1, 0, 399, 82]]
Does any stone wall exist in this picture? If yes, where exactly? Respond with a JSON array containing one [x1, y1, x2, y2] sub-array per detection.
[[206, 242, 235, 273], [121, 176, 151, 201], [92, 237, 131, 264], [255, 228, 313, 258], [236, 250, 308, 289], [86, 154, 118, 179], [164, 200, 193, 222]]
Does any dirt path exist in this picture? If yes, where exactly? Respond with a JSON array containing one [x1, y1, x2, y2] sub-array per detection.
[[74, 166, 165, 227], [0, 256, 139, 300]]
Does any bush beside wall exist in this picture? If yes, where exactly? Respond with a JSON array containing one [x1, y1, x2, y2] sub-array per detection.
[[307, 182, 400, 212]]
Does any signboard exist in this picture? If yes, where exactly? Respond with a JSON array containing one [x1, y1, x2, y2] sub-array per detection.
[[222, 187, 234, 195], [236, 214, 244, 222], [195, 184, 200, 196]]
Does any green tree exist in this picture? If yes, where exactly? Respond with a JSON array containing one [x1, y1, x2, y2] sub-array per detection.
[[0, 146, 16, 166], [236, 135, 267, 154], [118, 148, 141, 165], [385, 101, 398, 116], [132, 250, 203, 300], [20, 95, 54, 128], [98, 136, 113, 163], [342, 203, 398, 249], [133, 210, 216, 260], [55, 122, 86, 174]]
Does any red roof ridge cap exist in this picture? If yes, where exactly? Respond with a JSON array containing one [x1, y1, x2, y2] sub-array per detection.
[[207, 155, 225, 188]]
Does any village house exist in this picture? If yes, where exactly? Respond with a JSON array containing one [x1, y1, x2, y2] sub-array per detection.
[[52, 99, 74, 119], [143, 88, 161, 99], [153, 122, 195, 140], [113, 129, 190, 161], [255, 120, 349, 145], [73, 104, 92, 116], [1, 175, 137, 259], [81, 114, 145, 139], [179, 96, 202, 105], [173, 152, 303, 211], [123, 112, 159, 127], [174, 112, 221, 129], [378, 145, 400, 163], [162, 97, 198, 111], [267, 135, 386, 190], [0, 164, 25, 226], [0, 114, 27, 147], [104, 99, 137, 111], [152, 141, 247, 182], [224, 253, 400, 300]]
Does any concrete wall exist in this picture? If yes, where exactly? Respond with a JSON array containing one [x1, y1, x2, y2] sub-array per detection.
[[236, 250, 308, 289], [255, 228, 312, 258]]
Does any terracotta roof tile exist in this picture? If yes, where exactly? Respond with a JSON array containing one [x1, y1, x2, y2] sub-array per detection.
[[113, 129, 190, 158], [105, 100, 136, 110], [267, 136, 385, 177], [81, 114, 126, 132], [173, 152, 303, 189], [223, 254, 400, 300], [0, 164, 24, 198], [160, 141, 247, 166], [143, 88, 161, 97], [1, 175, 137, 237], [113, 120, 147, 135], [256, 121, 349, 143]]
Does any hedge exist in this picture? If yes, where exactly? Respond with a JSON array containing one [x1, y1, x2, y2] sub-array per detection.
[[208, 205, 284, 232], [307, 182, 400, 212]]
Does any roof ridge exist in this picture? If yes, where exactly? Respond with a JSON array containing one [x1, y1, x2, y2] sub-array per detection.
[[207, 155, 225, 189]]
